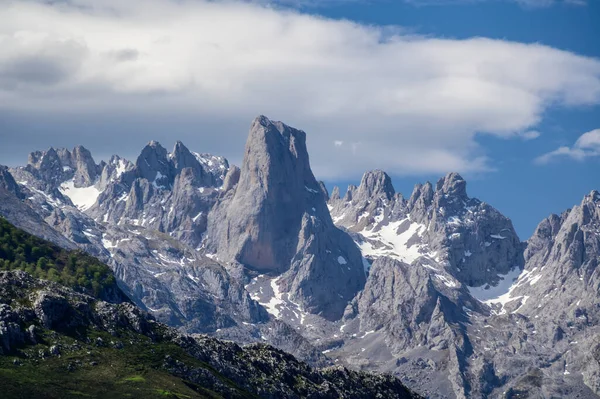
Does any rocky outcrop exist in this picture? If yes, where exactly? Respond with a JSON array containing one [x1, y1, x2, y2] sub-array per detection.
[[135, 140, 172, 188], [409, 173, 524, 287], [0, 270, 420, 399], [206, 116, 366, 321], [0, 166, 22, 199], [329, 170, 524, 288], [0, 178, 77, 250], [87, 140, 227, 249], [326, 170, 531, 398], [503, 190, 600, 319]]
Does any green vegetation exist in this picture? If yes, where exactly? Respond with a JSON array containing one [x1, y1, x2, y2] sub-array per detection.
[[0, 326, 255, 399], [0, 217, 119, 299], [0, 218, 254, 398]]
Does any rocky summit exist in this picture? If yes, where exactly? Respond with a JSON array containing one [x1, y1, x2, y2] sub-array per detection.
[[1, 115, 600, 398], [206, 116, 366, 321]]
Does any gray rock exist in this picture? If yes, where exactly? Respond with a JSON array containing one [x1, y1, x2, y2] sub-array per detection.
[[135, 141, 172, 188], [0, 166, 22, 199], [49, 344, 61, 356], [206, 115, 366, 320]]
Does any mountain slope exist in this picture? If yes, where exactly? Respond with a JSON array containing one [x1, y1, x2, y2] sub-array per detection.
[[0, 270, 419, 398], [327, 170, 600, 398], [0, 218, 419, 398], [4, 141, 268, 337], [0, 217, 126, 303]]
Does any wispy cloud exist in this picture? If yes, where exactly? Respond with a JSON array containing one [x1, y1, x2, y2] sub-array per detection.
[[296, 0, 589, 7], [535, 129, 600, 164], [401, 0, 586, 6], [514, 0, 586, 7], [520, 130, 541, 140], [1, 0, 599, 178]]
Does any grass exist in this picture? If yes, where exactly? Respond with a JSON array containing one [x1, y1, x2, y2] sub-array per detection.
[[0, 328, 255, 399], [121, 375, 147, 383]]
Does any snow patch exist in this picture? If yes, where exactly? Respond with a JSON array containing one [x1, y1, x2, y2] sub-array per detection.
[[192, 212, 203, 222], [468, 267, 522, 303], [332, 212, 346, 223], [114, 159, 128, 178], [436, 274, 458, 288], [152, 171, 166, 189], [357, 218, 427, 264], [59, 180, 101, 211]]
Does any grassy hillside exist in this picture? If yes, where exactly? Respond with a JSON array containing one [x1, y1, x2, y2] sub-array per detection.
[[0, 322, 251, 399]]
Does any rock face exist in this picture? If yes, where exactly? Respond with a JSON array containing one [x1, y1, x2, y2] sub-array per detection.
[[458, 190, 600, 398], [89, 140, 228, 248], [0, 166, 22, 199], [0, 124, 333, 364], [329, 170, 524, 287], [207, 116, 366, 321], [2, 141, 267, 339], [0, 170, 77, 250]]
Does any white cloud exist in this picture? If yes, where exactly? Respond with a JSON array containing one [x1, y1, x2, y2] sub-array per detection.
[[0, 0, 600, 179], [535, 129, 600, 164], [520, 130, 541, 140], [400, 0, 586, 6], [334, 140, 344, 147]]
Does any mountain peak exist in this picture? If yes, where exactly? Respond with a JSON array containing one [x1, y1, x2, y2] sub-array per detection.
[[436, 172, 467, 199], [206, 117, 366, 320], [70, 145, 98, 187], [171, 140, 202, 175], [344, 184, 357, 202], [147, 140, 163, 148], [584, 189, 600, 203], [331, 186, 341, 201], [136, 140, 170, 186], [357, 169, 395, 201], [252, 114, 272, 127]]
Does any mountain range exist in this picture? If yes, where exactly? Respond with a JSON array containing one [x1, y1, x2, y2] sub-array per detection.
[[1, 115, 599, 398]]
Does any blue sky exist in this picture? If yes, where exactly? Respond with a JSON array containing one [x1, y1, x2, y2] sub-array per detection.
[[0, 0, 599, 239], [310, 0, 600, 238]]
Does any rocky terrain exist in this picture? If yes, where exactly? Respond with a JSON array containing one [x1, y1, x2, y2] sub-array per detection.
[[0, 265, 419, 398], [1, 115, 599, 398]]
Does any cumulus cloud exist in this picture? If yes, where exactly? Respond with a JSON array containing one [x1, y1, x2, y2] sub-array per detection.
[[535, 129, 600, 164], [1, 0, 600, 178]]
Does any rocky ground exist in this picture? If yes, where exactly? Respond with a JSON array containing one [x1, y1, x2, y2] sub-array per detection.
[[0, 268, 420, 399]]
